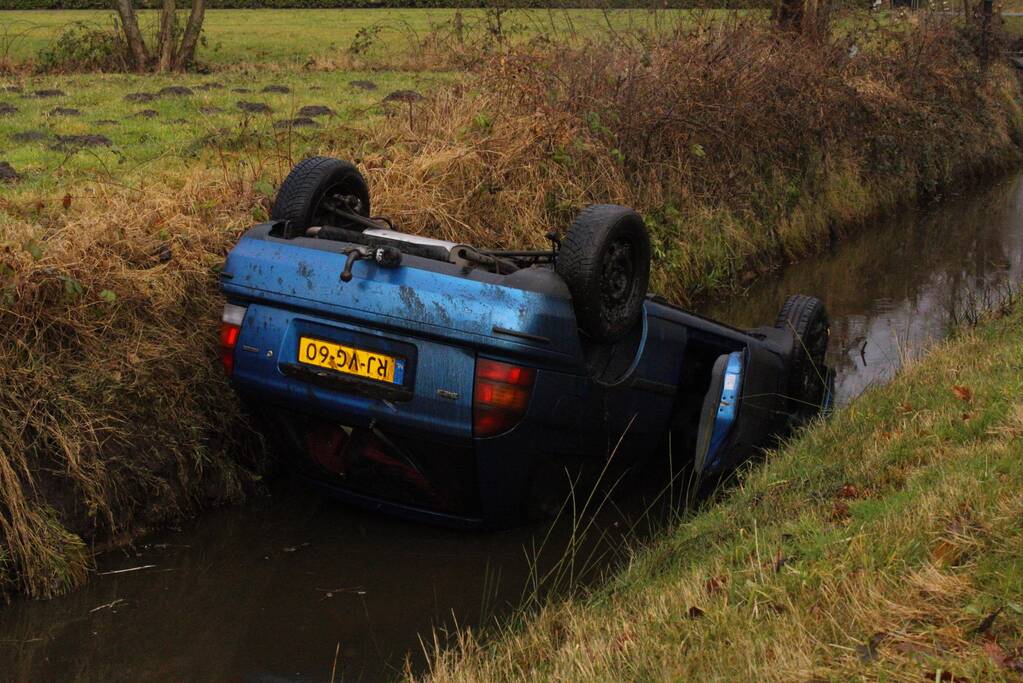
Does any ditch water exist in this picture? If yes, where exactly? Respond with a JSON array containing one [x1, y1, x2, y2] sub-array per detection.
[[3, 175, 1023, 683]]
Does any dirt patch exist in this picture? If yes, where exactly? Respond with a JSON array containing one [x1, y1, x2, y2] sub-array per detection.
[[134, 109, 159, 119], [49, 107, 80, 117], [125, 92, 156, 103], [262, 84, 290, 94], [237, 101, 271, 114], [0, 161, 18, 182], [158, 86, 193, 98], [231, 88, 252, 94], [199, 106, 223, 115], [298, 105, 334, 117], [28, 89, 66, 99], [11, 130, 48, 143], [383, 90, 423, 103], [273, 117, 320, 129], [53, 134, 112, 150], [0, 103, 17, 116], [350, 80, 378, 91]]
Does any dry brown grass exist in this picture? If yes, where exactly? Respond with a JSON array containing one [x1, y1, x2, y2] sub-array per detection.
[[2, 13, 1022, 599]]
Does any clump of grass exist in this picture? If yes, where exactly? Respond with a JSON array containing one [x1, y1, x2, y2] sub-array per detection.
[[0, 170, 271, 597], [415, 296, 1023, 683], [361, 14, 1023, 302]]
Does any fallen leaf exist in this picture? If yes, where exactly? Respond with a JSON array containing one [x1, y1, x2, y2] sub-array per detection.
[[838, 484, 860, 499], [930, 539, 959, 565], [705, 575, 728, 595], [952, 385, 972, 402], [62, 193, 72, 209], [897, 401, 914, 414], [984, 640, 1023, 673]]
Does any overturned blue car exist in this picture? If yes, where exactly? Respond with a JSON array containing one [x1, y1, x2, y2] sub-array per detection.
[[219, 157, 833, 527]]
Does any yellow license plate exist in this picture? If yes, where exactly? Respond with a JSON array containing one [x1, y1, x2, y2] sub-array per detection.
[[298, 337, 405, 385]]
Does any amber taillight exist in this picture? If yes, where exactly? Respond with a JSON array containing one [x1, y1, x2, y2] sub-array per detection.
[[473, 358, 535, 438], [219, 303, 246, 376]]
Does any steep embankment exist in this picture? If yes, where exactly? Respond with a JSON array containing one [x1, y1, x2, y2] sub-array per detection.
[[419, 302, 1023, 682], [2, 15, 1022, 598]]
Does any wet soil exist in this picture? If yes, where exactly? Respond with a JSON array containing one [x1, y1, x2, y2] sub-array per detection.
[[53, 134, 112, 150], [273, 117, 320, 129], [262, 84, 291, 94], [10, 131, 48, 143], [298, 105, 334, 117], [3, 176, 1023, 682], [157, 86, 193, 98], [383, 89, 422, 103], [237, 101, 271, 114], [0, 161, 18, 182]]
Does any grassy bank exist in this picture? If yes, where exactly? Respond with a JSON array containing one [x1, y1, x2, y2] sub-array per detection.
[[1, 14, 1022, 598], [419, 301, 1023, 682]]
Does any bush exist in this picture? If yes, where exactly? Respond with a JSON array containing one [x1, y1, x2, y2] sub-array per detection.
[[35, 21, 132, 72]]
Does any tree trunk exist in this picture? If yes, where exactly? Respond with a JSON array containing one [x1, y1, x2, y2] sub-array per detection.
[[157, 0, 176, 73], [113, 0, 149, 71], [174, 0, 206, 71]]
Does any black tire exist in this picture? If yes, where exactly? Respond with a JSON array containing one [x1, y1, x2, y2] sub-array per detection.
[[775, 294, 830, 423], [556, 204, 651, 343], [271, 156, 370, 232]]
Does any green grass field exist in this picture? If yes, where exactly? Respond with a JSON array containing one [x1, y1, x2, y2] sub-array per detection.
[[0, 8, 726, 66], [0, 69, 448, 194]]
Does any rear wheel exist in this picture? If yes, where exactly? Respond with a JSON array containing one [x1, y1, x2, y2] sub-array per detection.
[[775, 294, 830, 424], [556, 204, 651, 343], [271, 156, 370, 232]]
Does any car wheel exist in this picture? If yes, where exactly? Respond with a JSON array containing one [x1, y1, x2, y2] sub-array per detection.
[[556, 204, 651, 343], [775, 294, 830, 424], [271, 156, 371, 232]]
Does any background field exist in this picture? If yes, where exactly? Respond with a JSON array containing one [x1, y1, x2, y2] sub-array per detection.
[[0, 8, 736, 64]]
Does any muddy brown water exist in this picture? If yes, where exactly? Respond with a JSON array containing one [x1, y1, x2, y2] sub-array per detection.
[[3, 175, 1023, 682]]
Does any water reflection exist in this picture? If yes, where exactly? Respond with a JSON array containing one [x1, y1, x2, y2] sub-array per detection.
[[704, 175, 1023, 402]]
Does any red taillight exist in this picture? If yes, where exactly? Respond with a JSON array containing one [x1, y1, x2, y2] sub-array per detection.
[[219, 303, 247, 376], [473, 358, 535, 438], [219, 322, 240, 375]]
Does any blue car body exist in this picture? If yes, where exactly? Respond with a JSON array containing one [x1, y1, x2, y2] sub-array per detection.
[[220, 222, 821, 527]]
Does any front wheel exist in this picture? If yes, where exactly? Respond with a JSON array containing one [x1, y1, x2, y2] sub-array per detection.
[[775, 294, 830, 424]]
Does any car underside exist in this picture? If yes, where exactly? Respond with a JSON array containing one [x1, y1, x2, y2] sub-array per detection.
[[219, 157, 833, 527]]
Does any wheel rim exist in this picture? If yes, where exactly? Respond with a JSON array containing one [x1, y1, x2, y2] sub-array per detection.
[[312, 179, 367, 225], [601, 238, 635, 316]]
